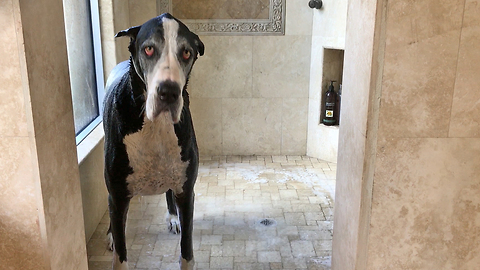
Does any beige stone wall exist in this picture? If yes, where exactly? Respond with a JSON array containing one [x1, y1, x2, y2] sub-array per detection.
[[192, 0, 313, 156], [19, 0, 89, 267], [333, 0, 480, 268], [100, 0, 132, 78], [128, 0, 312, 156], [78, 135, 107, 241], [172, 0, 270, 20], [306, 0, 348, 162], [0, 0, 88, 269], [0, 1, 49, 268], [368, 0, 480, 268], [331, 0, 381, 266]]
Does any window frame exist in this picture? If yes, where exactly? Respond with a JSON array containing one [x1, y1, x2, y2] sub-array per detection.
[[74, 0, 105, 145]]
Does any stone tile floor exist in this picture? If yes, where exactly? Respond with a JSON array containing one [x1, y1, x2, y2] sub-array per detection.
[[87, 155, 336, 270]]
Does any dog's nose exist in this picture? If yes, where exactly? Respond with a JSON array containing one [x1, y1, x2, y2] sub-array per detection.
[[158, 81, 180, 104]]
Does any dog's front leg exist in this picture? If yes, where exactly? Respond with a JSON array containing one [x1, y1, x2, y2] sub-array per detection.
[[108, 194, 131, 270], [166, 189, 181, 234], [175, 190, 195, 270]]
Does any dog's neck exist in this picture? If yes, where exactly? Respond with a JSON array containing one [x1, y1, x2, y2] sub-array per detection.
[[183, 78, 190, 107], [128, 57, 146, 104]]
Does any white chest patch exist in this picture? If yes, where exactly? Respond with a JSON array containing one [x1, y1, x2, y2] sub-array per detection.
[[123, 112, 188, 196]]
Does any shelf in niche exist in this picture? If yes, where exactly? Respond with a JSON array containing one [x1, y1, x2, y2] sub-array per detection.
[[318, 123, 340, 129], [319, 48, 345, 127]]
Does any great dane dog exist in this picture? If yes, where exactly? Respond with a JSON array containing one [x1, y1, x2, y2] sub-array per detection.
[[103, 13, 204, 270]]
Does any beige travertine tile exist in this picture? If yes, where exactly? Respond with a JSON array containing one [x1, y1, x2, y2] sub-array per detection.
[[172, 0, 270, 20], [308, 36, 325, 102], [291, 240, 316, 257], [384, 0, 464, 46], [222, 98, 282, 155], [210, 256, 233, 268], [79, 140, 108, 242], [87, 156, 335, 269], [310, 8, 342, 138], [252, 36, 311, 98], [222, 240, 246, 256], [112, 0, 131, 62], [368, 138, 480, 269], [128, 0, 157, 26], [17, 0, 89, 268], [377, 0, 464, 138], [463, 0, 480, 27], [331, 0, 480, 269], [171, 0, 220, 19], [0, 2, 28, 137], [378, 30, 461, 138], [282, 256, 308, 268], [329, 0, 378, 266], [282, 98, 308, 155], [190, 98, 223, 155], [285, 0, 314, 36], [99, 0, 117, 79], [449, 25, 480, 137], [189, 36, 253, 98], [285, 213, 306, 226], [0, 138, 47, 269], [22, 32, 73, 140], [33, 118, 88, 269], [223, 0, 270, 20], [287, 155, 302, 161], [272, 155, 287, 163], [258, 251, 282, 262]]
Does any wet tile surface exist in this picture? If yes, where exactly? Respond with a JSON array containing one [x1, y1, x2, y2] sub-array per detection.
[[87, 156, 335, 269]]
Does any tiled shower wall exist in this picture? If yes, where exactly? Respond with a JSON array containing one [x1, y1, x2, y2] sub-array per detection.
[[1, 0, 88, 268], [307, 0, 348, 163], [127, 0, 314, 156], [333, 0, 480, 268]]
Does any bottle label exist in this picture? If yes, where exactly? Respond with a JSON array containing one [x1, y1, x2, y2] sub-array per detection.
[[326, 110, 334, 117], [326, 102, 335, 107]]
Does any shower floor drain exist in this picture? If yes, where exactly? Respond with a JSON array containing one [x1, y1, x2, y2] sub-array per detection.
[[259, 218, 276, 226]]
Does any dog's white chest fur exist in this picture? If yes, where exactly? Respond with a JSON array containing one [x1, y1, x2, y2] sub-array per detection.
[[123, 113, 188, 196]]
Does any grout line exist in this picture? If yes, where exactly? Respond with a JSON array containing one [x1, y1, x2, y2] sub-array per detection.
[[447, 0, 468, 138]]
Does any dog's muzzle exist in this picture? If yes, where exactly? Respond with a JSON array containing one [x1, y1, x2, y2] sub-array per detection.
[[158, 81, 180, 104], [146, 80, 183, 123]]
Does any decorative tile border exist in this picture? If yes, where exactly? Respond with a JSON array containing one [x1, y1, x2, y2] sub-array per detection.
[[157, 0, 286, 35]]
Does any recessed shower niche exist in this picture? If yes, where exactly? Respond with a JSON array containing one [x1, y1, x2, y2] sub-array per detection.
[[320, 48, 344, 126]]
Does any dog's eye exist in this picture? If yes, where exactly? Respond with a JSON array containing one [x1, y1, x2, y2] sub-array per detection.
[[182, 49, 191, 60], [144, 46, 154, 57]]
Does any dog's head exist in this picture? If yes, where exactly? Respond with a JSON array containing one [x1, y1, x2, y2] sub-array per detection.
[[116, 13, 204, 123]]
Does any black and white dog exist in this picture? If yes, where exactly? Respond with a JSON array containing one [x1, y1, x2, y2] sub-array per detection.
[[103, 13, 204, 270]]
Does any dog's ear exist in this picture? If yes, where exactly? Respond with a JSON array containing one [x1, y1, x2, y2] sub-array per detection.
[[115, 25, 141, 39], [116, 26, 141, 55], [193, 34, 205, 56]]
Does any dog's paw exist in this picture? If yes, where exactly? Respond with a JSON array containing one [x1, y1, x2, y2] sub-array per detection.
[[180, 257, 195, 270], [165, 213, 181, 234], [113, 251, 129, 270], [107, 232, 114, 251]]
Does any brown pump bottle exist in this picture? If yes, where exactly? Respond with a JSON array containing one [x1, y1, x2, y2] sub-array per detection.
[[322, 81, 337, 126]]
